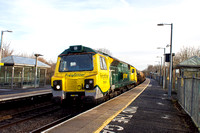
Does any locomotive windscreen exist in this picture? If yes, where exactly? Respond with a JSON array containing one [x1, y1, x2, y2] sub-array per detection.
[[59, 54, 93, 72]]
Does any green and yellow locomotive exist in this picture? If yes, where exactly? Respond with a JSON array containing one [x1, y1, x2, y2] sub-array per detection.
[[51, 45, 142, 104]]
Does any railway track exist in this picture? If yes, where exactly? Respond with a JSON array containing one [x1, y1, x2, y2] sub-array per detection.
[[0, 100, 94, 133], [0, 84, 137, 132], [30, 89, 134, 132], [30, 114, 72, 133], [0, 103, 61, 129]]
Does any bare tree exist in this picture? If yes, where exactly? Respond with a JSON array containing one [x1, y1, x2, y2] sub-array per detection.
[[2, 43, 14, 58], [96, 48, 112, 56], [17, 53, 32, 58], [143, 64, 161, 76], [46, 60, 56, 84], [174, 46, 200, 65]]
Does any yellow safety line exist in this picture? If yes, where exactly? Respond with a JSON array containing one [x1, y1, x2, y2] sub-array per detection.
[[94, 79, 150, 133]]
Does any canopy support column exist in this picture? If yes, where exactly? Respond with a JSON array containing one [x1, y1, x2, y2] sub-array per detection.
[[11, 66, 14, 89]]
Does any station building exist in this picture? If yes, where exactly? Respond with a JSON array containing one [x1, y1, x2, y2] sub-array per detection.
[[175, 56, 200, 78], [0, 55, 50, 89]]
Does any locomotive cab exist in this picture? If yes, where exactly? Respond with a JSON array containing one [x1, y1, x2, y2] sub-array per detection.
[[51, 45, 111, 104]]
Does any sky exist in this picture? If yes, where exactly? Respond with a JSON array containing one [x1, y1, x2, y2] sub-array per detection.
[[0, 0, 200, 70]]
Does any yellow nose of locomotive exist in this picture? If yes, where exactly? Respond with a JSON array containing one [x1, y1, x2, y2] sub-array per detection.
[[64, 74, 85, 92]]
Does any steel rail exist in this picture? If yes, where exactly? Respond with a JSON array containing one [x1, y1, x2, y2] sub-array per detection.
[[0, 104, 61, 129], [30, 114, 72, 133]]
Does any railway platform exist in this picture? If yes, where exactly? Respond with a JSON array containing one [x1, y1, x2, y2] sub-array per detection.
[[44, 78, 197, 133], [100, 79, 197, 133], [0, 86, 52, 103]]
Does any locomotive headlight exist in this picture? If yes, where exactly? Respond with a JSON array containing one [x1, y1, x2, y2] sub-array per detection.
[[86, 84, 90, 89], [56, 85, 61, 90], [89, 80, 93, 84], [53, 80, 62, 91], [84, 79, 94, 90]]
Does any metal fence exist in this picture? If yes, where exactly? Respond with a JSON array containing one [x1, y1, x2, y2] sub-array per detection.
[[177, 77, 200, 130], [152, 74, 200, 130]]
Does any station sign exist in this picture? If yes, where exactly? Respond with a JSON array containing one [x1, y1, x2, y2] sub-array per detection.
[[165, 53, 175, 62]]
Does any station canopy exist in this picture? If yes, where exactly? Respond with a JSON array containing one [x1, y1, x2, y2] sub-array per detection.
[[1, 55, 50, 68], [175, 56, 200, 78], [0, 56, 50, 89], [176, 56, 200, 69]]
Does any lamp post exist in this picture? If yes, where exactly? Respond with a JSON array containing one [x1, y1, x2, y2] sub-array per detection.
[[0, 30, 13, 61], [157, 23, 173, 99], [157, 47, 166, 89], [34, 54, 43, 88], [155, 61, 160, 79], [156, 56, 162, 85]]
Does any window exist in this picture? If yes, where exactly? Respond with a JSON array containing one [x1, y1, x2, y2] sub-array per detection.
[[132, 69, 135, 73], [59, 54, 93, 72], [100, 56, 107, 70]]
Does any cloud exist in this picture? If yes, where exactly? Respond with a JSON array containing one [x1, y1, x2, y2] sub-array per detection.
[[0, 0, 200, 70]]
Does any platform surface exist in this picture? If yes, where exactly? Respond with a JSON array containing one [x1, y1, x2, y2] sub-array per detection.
[[44, 79, 150, 133], [0, 86, 51, 102], [100, 79, 194, 132]]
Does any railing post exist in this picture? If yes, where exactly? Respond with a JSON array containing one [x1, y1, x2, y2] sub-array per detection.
[[177, 77, 181, 104], [11, 66, 14, 89], [183, 76, 186, 108], [190, 75, 195, 117], [44, 69, 47, 86], [21, 67, 24, 88], [198, 78, 200, 130]]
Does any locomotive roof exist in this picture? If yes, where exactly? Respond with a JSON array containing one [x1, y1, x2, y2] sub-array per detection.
[[59, 45, 136, 68], [59, 45, 97, 56]]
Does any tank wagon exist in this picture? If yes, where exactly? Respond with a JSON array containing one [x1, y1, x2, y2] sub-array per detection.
[[137, 70, 146, 85], [51, 45, 145, 104]]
